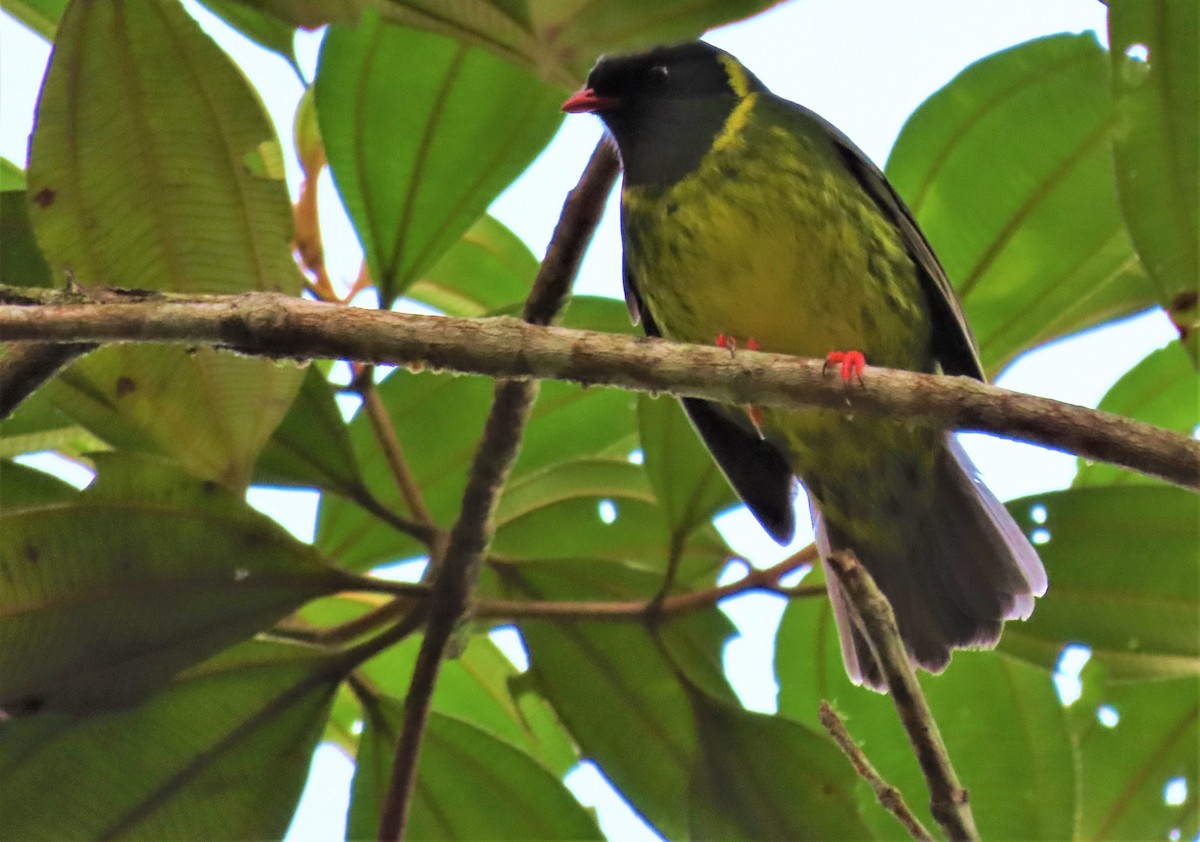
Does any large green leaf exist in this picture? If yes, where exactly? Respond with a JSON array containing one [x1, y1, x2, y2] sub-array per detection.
[[348, 698, 602, 840], [26, 0, 305, 486], [1072, 666, 1198, 840], [1074, 340, 1199, 487], [0, 455, 350, 715], [198, 0, 300, 71], [0, 640, 340, 839], [1000, 485, 1199, 679], [777, 575, 1078, 840], [0, 190, 52, 287], [508, 561, 738, 838], [687, 693, 871, 840], [637, 394, 738, 539], [27, 0, 300, 295], [254, 363, 365, 498], [300, 595, 578, 775], [316, 366, 637, 571], [315, 15, 563, 305], [1109, 2, 1199, 363], [406, 214, 539, 317], [886, 33, 1153, 373], [0, 0, 69, 39], [41, 348, 304, 488], [529, 0, 781, 80], [0, 387, 102, 460]]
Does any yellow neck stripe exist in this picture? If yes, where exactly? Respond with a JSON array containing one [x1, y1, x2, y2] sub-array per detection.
[[718, 53, 751, 97], [712, 92, 757, 154]]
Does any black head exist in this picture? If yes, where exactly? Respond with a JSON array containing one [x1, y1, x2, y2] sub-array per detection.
[[563, 42, 766, 186]]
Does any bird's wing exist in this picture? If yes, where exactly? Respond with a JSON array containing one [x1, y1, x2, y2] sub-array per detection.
[[775, 97, 986, 381], [621, 233, 797, 544]]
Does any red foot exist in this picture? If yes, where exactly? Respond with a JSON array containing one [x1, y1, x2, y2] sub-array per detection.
[[715, 335, 765, 438], [824, 350, 866, 385], [715, 334, 761, 354]]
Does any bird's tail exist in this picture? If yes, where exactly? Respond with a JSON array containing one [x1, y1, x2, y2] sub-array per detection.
[[814, 435, 1047, 690]]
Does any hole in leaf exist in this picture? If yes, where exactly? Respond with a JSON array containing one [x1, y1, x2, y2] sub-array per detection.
[[597, 499, 617, 524], [627, 448, 644, 465], [350, 720, 364, 736], [1029, 504, 1047, 525], [1164, 776, 1187, 806], [1097, 705, 1119, 728], [1125, 42, 1149, 62], [1053, 644, 1090, 706], [1031, 528, 1051, 545]]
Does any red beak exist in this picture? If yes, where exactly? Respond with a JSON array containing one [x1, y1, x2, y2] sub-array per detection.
[[562, 88, 620, 113]]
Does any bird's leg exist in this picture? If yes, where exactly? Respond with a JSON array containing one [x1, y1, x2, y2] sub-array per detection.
[[824, 350, 866, 385], [716, 334, 766, 438]]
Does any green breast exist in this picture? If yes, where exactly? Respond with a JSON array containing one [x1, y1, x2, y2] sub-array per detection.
[[621, 94, 933, 372]]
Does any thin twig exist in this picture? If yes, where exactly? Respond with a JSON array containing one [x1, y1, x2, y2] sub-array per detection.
[[356, 373, 436, 527], [480, 543, 819, 621], [3, 288, 1195, 490], [825, 551, 980, 841], [376, 139, 621, 842], [819, 701, 934, 841]]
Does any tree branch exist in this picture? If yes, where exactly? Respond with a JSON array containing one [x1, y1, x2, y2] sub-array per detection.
[[1, 285, 1195, 490], [819, 701, 934, 841], [825, 551, 979, 841], [376, 139, 620, 842], [481, 543, 820, 621]]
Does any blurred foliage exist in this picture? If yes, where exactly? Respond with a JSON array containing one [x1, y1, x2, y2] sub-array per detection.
[[0, 0, 1195, 839]]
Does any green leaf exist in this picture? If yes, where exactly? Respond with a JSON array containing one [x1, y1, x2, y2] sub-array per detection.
[[317, 369, 637, 570], [1075, 341, 1199, 486], [349, 698, 602, 840], [0, 385, 106, 460], [406, 215, 539, 317], [886, 33, 1154, 373], [0, 459, 80, 508], [0, 640, 340, 839], [1, 157, 26, 189], [1001, 485, 1199, 679], [529, 0, 781, 81], [1109, 2, 1199, 362], [0, 0, 68, 39], [637, 394, 738, 538], [299, 595, 579, 774], [0, 190, 53, 287], [508, 562, 738, 838], [315, 15, 563, 305], [25, 0, 305, 485], [687, 694, 871, 840], [777, 579, 1077, 839], [255, 364, 365, 498], [27, 0, 301, 295], [198, 0, 300, 72], [0, 454, 349, 715], [42, 347, 304, 489], [1072, 667, 1198, 840], [235, 0, 547, 79]]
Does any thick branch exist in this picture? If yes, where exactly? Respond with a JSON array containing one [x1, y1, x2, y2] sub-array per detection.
[[1, 287, 1196, 490], [825, 552, 979, 841], [377, 140, 620, 841]]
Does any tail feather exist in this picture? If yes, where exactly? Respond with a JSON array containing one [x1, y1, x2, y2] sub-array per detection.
[[814, 434, 1046, 690]]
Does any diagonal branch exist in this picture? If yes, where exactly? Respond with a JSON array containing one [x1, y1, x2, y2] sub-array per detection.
[[376, 139, 620, 842], [1, 285, 1196, 490], [825, 551, 979, 841]]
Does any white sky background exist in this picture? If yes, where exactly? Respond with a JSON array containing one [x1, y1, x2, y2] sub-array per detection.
[[0, 1, 1181, 840]]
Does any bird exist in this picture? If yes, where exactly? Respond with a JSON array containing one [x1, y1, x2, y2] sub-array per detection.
[[562, 41, 1047, 689]]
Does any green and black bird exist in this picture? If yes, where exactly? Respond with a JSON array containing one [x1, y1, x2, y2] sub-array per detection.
[[563, 41, 1046, 688]]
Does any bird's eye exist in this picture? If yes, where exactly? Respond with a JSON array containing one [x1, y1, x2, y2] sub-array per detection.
[[648, 65, 669, 86]]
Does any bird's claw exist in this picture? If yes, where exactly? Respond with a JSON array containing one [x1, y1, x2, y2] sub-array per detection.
[[824, 350, 866, 385], [716, 334, 766, 438]]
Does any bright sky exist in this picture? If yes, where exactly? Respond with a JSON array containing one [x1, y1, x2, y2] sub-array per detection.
[[0, 1, 1179, 840]]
